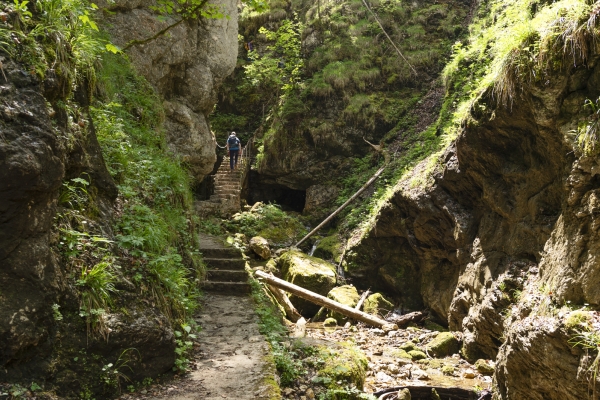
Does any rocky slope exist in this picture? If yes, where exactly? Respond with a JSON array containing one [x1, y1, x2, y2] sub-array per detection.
[[343, 1, 600, 398]]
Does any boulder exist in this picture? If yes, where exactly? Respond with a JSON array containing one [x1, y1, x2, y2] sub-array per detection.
[[278, 251, 337, 314], [363, 293, 394, 317], [250, 236, 271, 260], [474, 359, 494, 376], [313, 234, 344, 263], [323, 318, 337, 327], [425, 332, 460, 358], [316, 285, 360, 323], [315, 343, 368, 389], [408, 350, 427, 360]]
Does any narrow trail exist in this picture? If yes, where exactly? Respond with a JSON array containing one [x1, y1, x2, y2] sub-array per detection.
[[124, 235, 280, 400]]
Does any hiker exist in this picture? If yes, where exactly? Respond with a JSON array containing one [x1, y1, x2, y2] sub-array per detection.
[[226, 131, 241, 171]]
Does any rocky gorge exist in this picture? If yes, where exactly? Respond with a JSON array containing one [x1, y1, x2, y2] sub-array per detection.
[[1, 0, 600, 399]]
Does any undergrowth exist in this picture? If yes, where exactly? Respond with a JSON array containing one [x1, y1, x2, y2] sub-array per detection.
[[225, 203, 307, 247], [343, 0, 600, 240], [92, 52, 204, 326], [249, 278, 304, 386]]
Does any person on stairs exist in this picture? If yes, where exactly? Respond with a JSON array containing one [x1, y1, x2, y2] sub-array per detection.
[[226, 131, 241, 171]]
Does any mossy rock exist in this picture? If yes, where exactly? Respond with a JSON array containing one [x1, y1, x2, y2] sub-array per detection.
[[363, 293, 394, 317], [408, 350, 427, 360], [425, 332, 460, 358], [441, 365, 456, 375], [324, 318, 338, 327], [315, 343, 368, 390], [384, 348, 413, 361], [400, 342, 420, 352], [325, 285, 360, 323], [279, 250, 337, 315], [313, 234, 344, 263], [475, 359, 494, 376]]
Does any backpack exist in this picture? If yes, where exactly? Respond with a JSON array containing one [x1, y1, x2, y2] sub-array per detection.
[[228, 136, 240, 148]]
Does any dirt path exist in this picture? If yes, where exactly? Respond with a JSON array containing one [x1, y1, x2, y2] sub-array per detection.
[[121, 294, 279, 400], [119, 235, 280, 400]]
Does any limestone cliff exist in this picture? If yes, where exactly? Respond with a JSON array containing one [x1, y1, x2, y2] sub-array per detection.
[[98, 0, 239, 182]]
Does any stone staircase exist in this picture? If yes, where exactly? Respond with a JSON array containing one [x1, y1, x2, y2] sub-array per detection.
[[195, 146, 252, 217], [199, 234, 251, 295]]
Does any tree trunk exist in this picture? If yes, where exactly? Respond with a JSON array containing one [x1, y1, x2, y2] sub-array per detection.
[[255, 270, 397, 329]]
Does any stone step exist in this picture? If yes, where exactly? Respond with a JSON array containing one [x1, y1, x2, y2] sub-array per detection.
[[202, 281, 251, 295], [211, 195, 237, 201], [206, 269, 248, 282], [204, 258, 246, 270], [199, 247, 242, 258], [215, 189, 239, 195]]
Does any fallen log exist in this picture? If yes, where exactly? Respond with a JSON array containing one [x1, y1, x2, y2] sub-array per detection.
[[255, 270, 397, 330], [355, 289, 370, 311], [373, 385, 480, 400], [267, 284, 302, 323], [385, 311, 425, 328]]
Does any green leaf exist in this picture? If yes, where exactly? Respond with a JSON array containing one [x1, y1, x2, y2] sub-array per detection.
[[105, 43, 121, 54]]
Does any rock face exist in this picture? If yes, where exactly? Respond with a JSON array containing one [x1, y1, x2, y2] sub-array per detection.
[[0, 58, 65, 370], [97, 0, 239, 182], [0, 55, 177, 389], [278, 251, 337, 315], [344, 33, 600, 400], [494, 317, 588, 400]]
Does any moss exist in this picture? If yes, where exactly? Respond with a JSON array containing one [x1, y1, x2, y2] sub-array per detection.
[[425, 332, 460, 358], [324, 318, 338, 327], [324, 285, 360, 323], [363, 293, 394, 317], [385, 348, 413, 361], [399, 342, 418, 352], [316, 343, 368, 389], [565, 310, 592, 331], [408, 350, 427, 361], [313, 234, 344, 262], [474, 359, 494, 376], [279, 250, 337, 314], [441, 365, 456, 376]]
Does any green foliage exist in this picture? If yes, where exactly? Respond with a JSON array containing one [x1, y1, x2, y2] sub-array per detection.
[[0, 0, 116, 91], [173, 323, 198, 372], [52, 304, 63, 321], [574, 97, 600, 155], [77, 259, 118, 340], [243, 18, 304, 95], [92, 53, 204, 325], [249, 278, 304, 386], [225, 203, 307, 247]]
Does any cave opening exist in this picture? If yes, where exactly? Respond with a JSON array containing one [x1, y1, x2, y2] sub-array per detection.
[[246, 171, 306, 212]]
